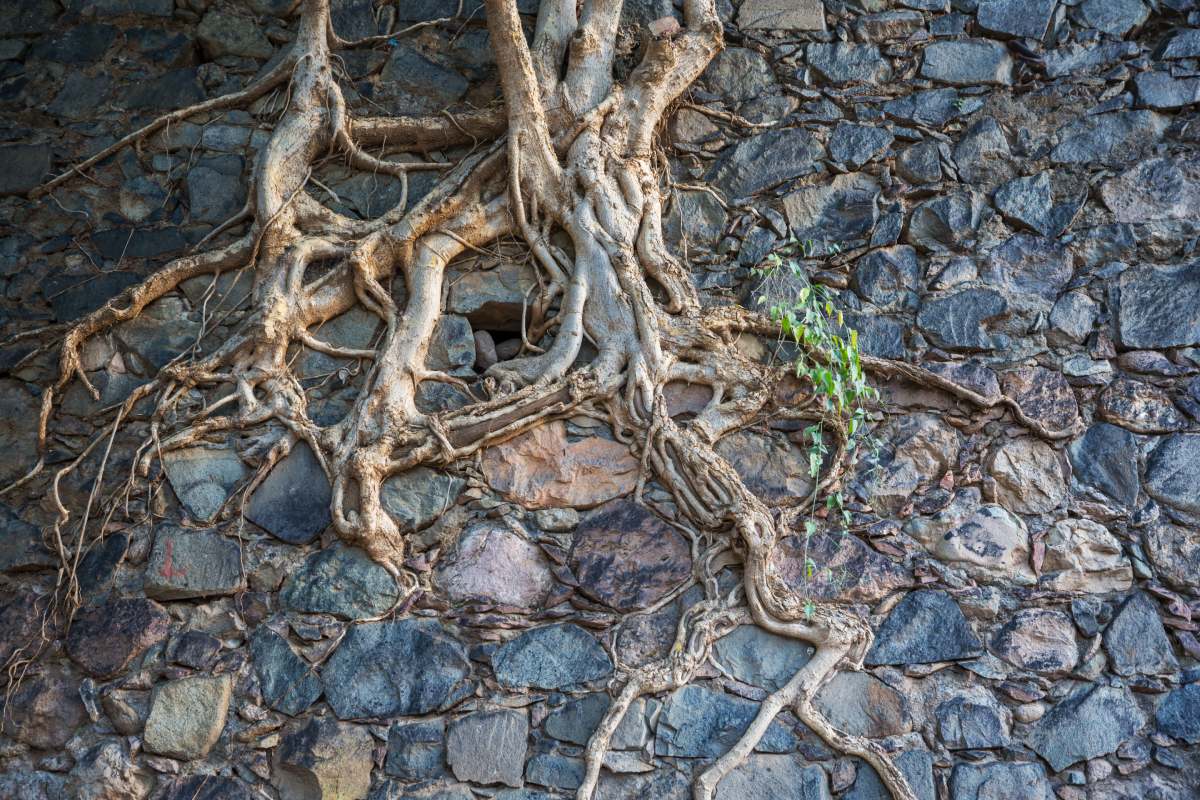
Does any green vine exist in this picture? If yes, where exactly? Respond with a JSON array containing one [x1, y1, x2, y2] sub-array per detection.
[[752, 239, 879, 611]]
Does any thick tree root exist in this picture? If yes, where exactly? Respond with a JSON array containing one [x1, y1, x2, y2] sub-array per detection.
[[12, 2, 1045, 798]]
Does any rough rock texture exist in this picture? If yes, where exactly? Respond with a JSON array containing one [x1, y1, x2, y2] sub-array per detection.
[[2, 2, 1199, 798]]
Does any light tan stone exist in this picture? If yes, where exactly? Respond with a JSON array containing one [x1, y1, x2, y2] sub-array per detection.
[[143, 674, 231, 760], [1041, 518, 1132, 593], [482, 420, 638, 509]]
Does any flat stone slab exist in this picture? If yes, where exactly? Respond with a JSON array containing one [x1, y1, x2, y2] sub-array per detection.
[[492, 623, 613, 691], [245, 442, 331, 545], [865, 590, 983, 666], [1028, 684, 1145, 771], [281, 544, 399, 620], [322, 618, 472, 719], [447, 709, 528, 788], [162, 444, 249, 523], [143, 527, 244, 600], [250, 627, 321, 716]]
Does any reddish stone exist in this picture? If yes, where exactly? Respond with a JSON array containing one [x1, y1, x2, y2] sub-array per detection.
[[482, 421, 638, 509], [66, 597, 171, 678], [569, 500, 692, 612], [774, 529, 912, 603]]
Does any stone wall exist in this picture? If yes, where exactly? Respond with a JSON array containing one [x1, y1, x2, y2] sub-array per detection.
[[1, 0, 1200, 799]]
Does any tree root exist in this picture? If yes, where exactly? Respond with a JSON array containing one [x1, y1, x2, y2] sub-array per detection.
[[11, 2, 1027, 799]]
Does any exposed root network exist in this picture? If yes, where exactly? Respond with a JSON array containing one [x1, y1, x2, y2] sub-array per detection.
[[3, 1, 1045, 797]]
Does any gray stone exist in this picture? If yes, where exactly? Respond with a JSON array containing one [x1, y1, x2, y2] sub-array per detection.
[[187, 160, 246, 225], [71, 742, 154, 800], [737, 0, 824, 29], [655, 684, 796, 757], [301, 306, 381, 379], [595, 769, 691, 800], [783, 172, 880, 245], [1048, 291, 1098, 345], [1145, 434, 1200, 514], [275, 716, 374, 800], [1135, 71, 1200, 110], [436, 521, 554, 608], [906, 192, 983, 252], [1117, 261, 1200, 349], [829, 122, 893, 169], [1161, 28, 1200, 58], [144, 527, 244, 600], [856, 10, 925, 41], [1077, 0, 1149, 36], [937, 690, 1012, 749], [380, 467, 465, 530], [884, 88, 974, 128], [814, 671, 912, 738], [991, 608, 1078, 674], [1028, 684, 1146, 771], [807, 43, 892, 85], [49, 73, 113, 121], [714, 625, 814, 690], [544, 693, 610, 746], [1051, 111, 1166, 166], [492, 623, 613, 690], [246, 442, 332, 545], [949, 762, 1050, 800], [282, 544, 399, 620], [322, 618, 472, 719], [162, 445, 249, 523], [1043, 40, 1139, 78], [143, 674, 232, 760], [385, 719, 446, 781], [982, 234, 1073, 302], [668, 190, 727, 249], [917, 289, 1008, 351], [251, 628, 322, 716], [157, 776, 256, 800], [1102, 159, 1200, 224], [1156, 682, 1200, 744], [852, 245, 919, 311], [994, 173, 1056, 236], [427, 314, 476, 374], [925, 361, 1001, 402], [707, 129, 824, 198], [953, 117, 1012, 183], [865, 590, 983, 665], [0, 143, 52, 197], [1068, 423, 1139, 507], [31, 22, 112, 62], [914, 503, 1035, 586], [0, 505, 54, 572], [702, 48, 777, 107], [570, 499, 692, 612], [378, 45, 468, 114], [447, 709, 528, 788], [123, 68, 206, 111], [844, 751, 935, 800], [896, 142, 942, 185], [526, 753, 585, 790], [921, 39, 1012, 86], [447, 260, 537, 331], [1103, 592, 1179, 677], [715, 756, 830, 800], [1143, 523, 1200, 592], [0, 0, 58, 35], [198, 9, 274, 59], [977, 0, 1056, 38]]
